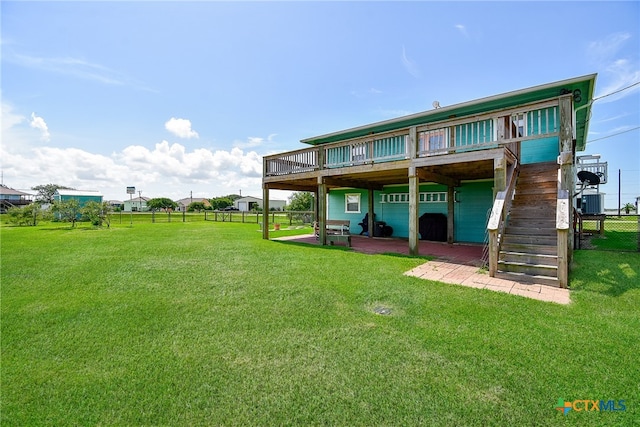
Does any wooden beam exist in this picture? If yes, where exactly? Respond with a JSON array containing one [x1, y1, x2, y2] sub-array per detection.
[[262, 186, 270, 240], [263, 182, 317, 192], [322, 177, 384, 191], [415, 168, 460, 187], [367, 188, 374, 239], [447, 186, 455, 244], [317, 177, 327, 246], [408, 167, 419, 255]]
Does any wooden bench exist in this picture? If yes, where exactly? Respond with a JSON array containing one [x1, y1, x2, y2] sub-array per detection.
[[314, 220, 352, 247]]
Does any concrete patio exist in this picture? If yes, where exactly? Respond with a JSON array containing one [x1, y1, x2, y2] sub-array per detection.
[[273, 233, 571, 305]]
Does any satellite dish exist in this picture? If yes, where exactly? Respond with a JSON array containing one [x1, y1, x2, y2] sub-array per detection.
[[432, 101, 441, 109], [577, 170, 600, 186]]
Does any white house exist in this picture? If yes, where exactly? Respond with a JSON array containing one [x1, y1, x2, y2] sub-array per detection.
[[123, 196, 150, 212], [234, 196, 286, 211]]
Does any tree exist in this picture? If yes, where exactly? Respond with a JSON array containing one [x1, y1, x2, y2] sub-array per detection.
[[6, 204, 48, 226], [147, 198, 178, 211], [209, 196, 234, 210], [32, 184, 74, 204], [82, 201, 113, 227], [187, 201, 206, 212], [51, 199, 81, 227], [288, 192, 314, 211], [623, 202, 636, 214]]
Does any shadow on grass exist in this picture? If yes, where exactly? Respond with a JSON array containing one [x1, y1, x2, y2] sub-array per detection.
[[273, 240, 433, 261], [590, 231, 638, 252], [571, 250, 639, 297]]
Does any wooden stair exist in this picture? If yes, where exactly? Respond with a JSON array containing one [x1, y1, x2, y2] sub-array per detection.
[[497, 162, 560, 287]]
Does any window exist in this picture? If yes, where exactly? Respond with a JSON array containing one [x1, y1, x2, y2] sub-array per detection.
[[419, 128, 448, 155], [345, 193, 361, 213], [381, 192, 447, 203]]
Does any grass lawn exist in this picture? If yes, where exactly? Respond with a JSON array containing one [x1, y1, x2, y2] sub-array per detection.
[[2, 220, 639, 426]]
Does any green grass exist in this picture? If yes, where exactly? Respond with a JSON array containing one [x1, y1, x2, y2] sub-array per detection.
[[586, 216, 639, 251], [2, 220, 639, 426]]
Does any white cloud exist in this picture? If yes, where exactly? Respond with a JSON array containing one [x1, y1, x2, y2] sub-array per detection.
[[588, 33, 631, 61], [588, 33, 640, 103], [401, 45, 420, 78], [455, 24, 468, 37], [30, 112, 51, 142], [1, 102, 273, 201], [164, 117, 199, 139]]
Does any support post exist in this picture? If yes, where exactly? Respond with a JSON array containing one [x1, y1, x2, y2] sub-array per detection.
[[558, 95, 574, 262], [367, 187, 374, 238], [409, 166, 419, 256], [447, 186, 455, 244], [493, 156, 506, 198], [317, 177, 327, 246], [262, 185, 270, 239]]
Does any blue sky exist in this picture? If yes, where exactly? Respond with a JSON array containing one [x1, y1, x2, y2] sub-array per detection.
[[2, 1, 639, 207]]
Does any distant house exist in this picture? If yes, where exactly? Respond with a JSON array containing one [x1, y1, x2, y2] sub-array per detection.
[[176, 197, 211, 212], [234, 196, 286, 211], [54, 189, 103, 206], [123, 196, 150, 212], [0, 185, 34, 213], [109, 200, 124, 211]]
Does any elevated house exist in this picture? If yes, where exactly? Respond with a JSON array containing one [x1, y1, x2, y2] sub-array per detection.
[[262, 74, 597, 288], [0, 185, 34, 213]]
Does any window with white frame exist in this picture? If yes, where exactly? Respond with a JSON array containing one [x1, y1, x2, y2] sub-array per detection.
[[345, 193, 361, 213], [381, 192, 447, 203]]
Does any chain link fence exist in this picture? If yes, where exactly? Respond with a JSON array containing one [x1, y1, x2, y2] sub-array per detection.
[[577, 214, 639, 252]]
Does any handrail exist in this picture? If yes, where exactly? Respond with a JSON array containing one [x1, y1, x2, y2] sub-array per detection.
[[487, 158, 519, 276]]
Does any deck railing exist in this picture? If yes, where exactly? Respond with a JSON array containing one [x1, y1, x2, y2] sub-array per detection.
[[264, 101, 559, 177]]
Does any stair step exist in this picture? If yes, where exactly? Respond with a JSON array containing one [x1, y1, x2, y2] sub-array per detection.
[[502, 234, 556, 246], [507, 219, 555, 228], [498, 260, 558, 277], [495, 271, 560, 288], [499, 251, 557, 266], [501, 242, 557, 255], [504, 226, 556, 236]]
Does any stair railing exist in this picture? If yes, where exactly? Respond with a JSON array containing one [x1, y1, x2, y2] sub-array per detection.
[[487, 160, 519, 276], [556, 188, 570, 288]]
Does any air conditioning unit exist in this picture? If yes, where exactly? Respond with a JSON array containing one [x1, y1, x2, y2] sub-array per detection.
[[581, 193, 604, 214]]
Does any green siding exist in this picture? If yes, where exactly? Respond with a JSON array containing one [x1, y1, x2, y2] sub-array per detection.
[[521, 136, 558, 164], [327, 181, 492, 243], [453, 181, 493, 243]]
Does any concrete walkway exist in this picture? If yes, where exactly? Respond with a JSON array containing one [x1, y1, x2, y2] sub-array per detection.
[[273, 233, 571, 304], [404, 261, 571, 304]]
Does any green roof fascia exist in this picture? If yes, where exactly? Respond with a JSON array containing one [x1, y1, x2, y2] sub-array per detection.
[[301, 74, 597, 151]]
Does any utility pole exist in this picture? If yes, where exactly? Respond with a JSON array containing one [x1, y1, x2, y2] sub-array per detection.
[[138, 190, 142, 212], [618, 169, 621, 217]]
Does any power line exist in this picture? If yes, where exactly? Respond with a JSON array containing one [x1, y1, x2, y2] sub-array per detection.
[[587, 126, 640, 144], [593, 81, 640, 101]]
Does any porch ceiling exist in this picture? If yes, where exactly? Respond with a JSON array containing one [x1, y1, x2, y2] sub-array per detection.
[[263, 158, 496, 191]]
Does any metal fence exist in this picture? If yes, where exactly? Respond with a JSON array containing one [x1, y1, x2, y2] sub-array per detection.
[[577, 214, 639, 252], [204, 210, 315, 226]]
